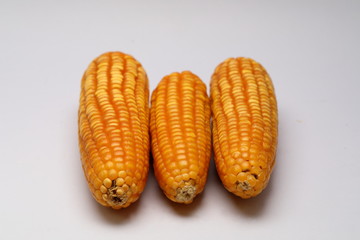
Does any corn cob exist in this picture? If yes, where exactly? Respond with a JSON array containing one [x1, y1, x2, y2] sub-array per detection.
[[210, 57, 278, 198], [150, 71, 211, 204], [78, 52, 150, 209]]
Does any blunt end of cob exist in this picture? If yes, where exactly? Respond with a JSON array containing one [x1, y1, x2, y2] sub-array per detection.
[[101, 178, 137, 209], [233, 181, 266, 199], [106, 186, 129, 207], [230, 169, 271, 199], [236, 180, 251, 191], [175, 183, 197, 204], [234, 180, 257, 199]]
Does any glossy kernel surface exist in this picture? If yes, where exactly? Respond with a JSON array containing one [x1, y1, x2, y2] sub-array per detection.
[[78, 52, 150, 209], [150, 71, 211, 203], [210, 57, 278, 198]]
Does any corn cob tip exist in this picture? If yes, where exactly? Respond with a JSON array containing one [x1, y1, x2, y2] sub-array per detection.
[[234, 177, 266, 199], [102, 179, 133, 207], [236, 180, 251, 191], [175, 184, 197, 204]]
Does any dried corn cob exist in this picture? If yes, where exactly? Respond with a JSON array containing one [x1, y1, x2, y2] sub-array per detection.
[[150, 71, 211, 204], [78, 52, 150, 209], [210, 57, 278, 198]]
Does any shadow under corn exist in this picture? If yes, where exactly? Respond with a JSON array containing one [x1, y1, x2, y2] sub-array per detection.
[[156, 186, 205, 217], [93, 198, 141, 224], [227, 169, 277, 217]]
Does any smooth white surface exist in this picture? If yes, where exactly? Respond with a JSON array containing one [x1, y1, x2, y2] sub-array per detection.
[[1, 0, 360, 239]]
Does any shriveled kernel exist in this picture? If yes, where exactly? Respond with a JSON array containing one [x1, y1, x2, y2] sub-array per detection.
[[237, 181, 251, 191], [100, 185, 107, 193], [102, 194, 108, 201], [116, 178, 125, 186], [116, 188, 124, 196], [103, 178, 112, 188]]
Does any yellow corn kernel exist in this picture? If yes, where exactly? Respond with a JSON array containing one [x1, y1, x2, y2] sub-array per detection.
[[78, 52, 150, 209], [150, 71, 211, 204], [210, 57, 278, 198]]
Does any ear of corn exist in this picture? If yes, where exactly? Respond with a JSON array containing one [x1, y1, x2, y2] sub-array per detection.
[[150, 71, 211, 204], [78, 52, 150, 209], [210, 57, 278, 198]]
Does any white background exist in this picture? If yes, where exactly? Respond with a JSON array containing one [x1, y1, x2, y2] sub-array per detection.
[[1, 0, 359, 239]]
